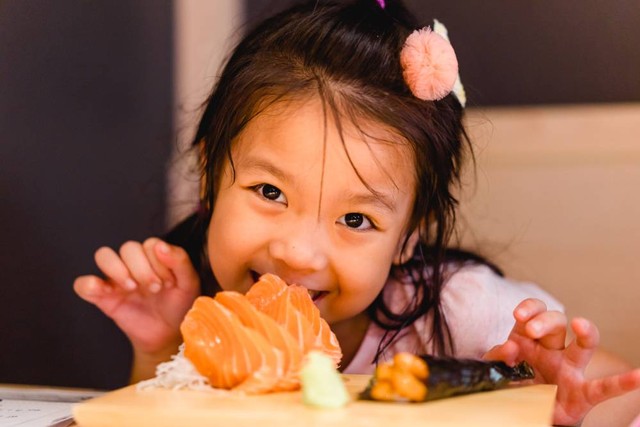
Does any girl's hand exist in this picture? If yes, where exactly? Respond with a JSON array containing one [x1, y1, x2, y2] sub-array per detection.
[[73, 238, 200, 375], [483, 298, 640, 426]]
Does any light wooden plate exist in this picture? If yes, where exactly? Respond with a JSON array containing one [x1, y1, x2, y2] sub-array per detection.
[[73, 375, 556, 427]]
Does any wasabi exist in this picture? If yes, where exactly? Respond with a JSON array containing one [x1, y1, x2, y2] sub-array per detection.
[[300, 351, 349, 408]]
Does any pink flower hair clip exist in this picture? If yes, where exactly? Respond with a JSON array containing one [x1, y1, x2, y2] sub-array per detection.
[[400, 20, 466, 107]]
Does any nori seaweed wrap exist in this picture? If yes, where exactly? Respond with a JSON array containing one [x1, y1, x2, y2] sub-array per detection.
[[360, 353, 535, 402]]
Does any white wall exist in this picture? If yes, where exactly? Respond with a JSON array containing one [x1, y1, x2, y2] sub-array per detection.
[[168, 0, 244, 226]]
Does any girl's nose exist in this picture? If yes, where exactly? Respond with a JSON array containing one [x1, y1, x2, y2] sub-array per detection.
[[268, 227, 328, 272]]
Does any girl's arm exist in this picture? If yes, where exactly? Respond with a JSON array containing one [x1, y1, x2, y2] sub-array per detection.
[[130, 344, 182, 384], [74, 238, 201, 383], [484, 298, 640, 426]]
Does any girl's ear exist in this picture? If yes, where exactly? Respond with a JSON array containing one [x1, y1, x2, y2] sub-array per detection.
[[393, 224, 422, 265]]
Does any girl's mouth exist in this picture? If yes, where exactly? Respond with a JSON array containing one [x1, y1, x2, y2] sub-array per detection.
[[308, 290, 328, 303], [250, 270, 261, 284]]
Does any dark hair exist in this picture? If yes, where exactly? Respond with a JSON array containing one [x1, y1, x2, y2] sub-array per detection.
[[192, 0, 478, 359]]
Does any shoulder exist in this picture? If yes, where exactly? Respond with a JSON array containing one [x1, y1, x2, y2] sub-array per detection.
[[441, 263, 564, 357], [442, 264, 564, 312]]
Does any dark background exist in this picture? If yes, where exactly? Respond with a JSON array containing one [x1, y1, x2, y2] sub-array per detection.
[[247, 0, 640, 105], [1, 0, 638, 390], [0, 1, 173, 389]]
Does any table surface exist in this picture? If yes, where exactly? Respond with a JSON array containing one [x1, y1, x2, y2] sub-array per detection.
[[73, 375, 557, 427]]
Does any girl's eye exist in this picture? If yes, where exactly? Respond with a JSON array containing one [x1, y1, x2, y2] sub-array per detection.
[[255, 184, 287, 204], [339, 212, 373, 230]]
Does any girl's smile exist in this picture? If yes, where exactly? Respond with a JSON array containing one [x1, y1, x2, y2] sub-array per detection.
[[207, 95, 417, 329]]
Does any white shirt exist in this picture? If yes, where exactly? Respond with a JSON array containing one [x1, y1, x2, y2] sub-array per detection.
[[343, 264, 564, 374]]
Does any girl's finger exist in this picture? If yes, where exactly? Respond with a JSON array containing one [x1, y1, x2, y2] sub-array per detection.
[[572, 317, 600, 349], [73, 275, 114, 301], [483, 339, 520, 365], [563, 317, 600, 370], [583, 368, 640, 407], [94, 246, 138, 292], [73, 275, 125, 317], [153, 241, 200, 293], [142, 237, 176, 288], [526, 310, 567, 350], [119, 240, 164, 294], [513, 298, 548, 322], [511, 298, 548, 337]]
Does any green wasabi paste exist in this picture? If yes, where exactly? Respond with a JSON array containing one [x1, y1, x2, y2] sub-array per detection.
[[300, 351, 349, 408]]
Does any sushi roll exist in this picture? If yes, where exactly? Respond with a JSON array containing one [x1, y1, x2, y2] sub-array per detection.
[[360, 352, 535, 402]]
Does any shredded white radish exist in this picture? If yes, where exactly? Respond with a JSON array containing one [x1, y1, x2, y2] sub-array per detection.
[[136, 344, 228, 394]]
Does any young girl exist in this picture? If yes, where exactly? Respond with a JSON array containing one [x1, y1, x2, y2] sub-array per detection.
[[74, 0, 640, 425]]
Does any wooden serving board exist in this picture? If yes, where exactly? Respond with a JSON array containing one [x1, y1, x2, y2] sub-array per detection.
[[73, 375, 556, 427]]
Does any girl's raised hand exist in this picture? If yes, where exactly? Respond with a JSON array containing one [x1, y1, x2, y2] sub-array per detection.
[[484, 298, 640, 426], [73, 238, 200, 378]]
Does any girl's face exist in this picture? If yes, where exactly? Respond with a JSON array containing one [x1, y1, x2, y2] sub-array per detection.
[[207, 97, 417, 326]]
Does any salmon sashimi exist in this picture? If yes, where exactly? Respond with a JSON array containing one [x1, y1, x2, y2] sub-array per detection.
[[181, 296, 280, 392], [180, 274, 342, 394], [247, 277, 315, 354], [244, 273, 288, 314], [215, 292, 303, 391], [288, 284, 342, 365], [246, 274, 343, 366]]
